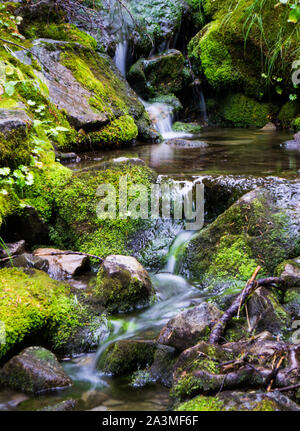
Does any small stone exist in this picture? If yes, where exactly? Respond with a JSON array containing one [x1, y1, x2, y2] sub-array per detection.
[[260, 122, 277, 131]]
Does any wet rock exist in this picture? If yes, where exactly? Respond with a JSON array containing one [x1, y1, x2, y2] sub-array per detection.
[[0, 347, 72, 394], [175, 390, 300, 411], [0, 240, 25, 259], [111, 157, 146, 166], [56, 152, 81, 164], [149, 344, 177, 387], [165, 139, 207, 148], [39, 399, 76, 411], [15, 41, 108, 130], [3, 205, 49, 246], [294, 132, 300, 142], [33, 248, 90, 280], [284, 288, 300, 318], [94, 255, 155, 313], [56, 315, 110, 357], [81, 390, 109, 409], [97, 340, 157, 375], [157, 302, 222, 350], [0, 106, 32, 135], [276, 257, 300, 287], [247, 287, 292, 336]]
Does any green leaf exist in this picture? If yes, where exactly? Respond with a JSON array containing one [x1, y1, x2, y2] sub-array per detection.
[[4, 81, 16, 96], [288, 8, 300, 23]]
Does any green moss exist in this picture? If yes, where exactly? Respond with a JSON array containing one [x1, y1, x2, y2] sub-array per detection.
[[79, 115, 138, 147], [23, 22, 98, 50], [94, 266, 154, 313], [278, 101, 300, 129], [188, 0, 299, 101], [97, 340, 156, 375], [175, 394, 278, 411], [61, 48, 128, 116], [42, 163, 156, 258], [0, 268, 87, 359], [185, 190, 297, 290], [219, 93, 271, 128], [24, 162, 73, 222], [0, 128, 33, 169], [175, 395, 225, 411], [293, 116, 300, 132], [207, 235, 258, 281]]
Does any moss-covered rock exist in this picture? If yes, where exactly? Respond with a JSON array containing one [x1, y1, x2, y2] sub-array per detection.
[[188, 0, 300, 103], [218, 93, 272, 128], [0, 346, 72, 394], [293, 116, 300, 132], [175, 390, 299, 411], [97, 339, 157, 375], [37, 162, 157, 259], [184, 183, 300, 292], [0, 268, 95, 360], [128, 50, 185, 99], [278, 101, 300, 129], [93, 255, 155, 313]]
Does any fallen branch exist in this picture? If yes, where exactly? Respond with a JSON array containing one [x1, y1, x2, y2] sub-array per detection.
[[275, 383, 300, 392], [0, 251, 103, 263], [208, 272, 285, 344], [36, 250, 103, 262]]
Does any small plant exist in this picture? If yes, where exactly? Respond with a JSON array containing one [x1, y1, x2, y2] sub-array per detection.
[[0, 166, 34, 198]]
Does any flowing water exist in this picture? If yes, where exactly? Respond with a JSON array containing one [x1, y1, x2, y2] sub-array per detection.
[[143, 101, 193, 139], [114, 40, 128, 77], [2, 226, 202, 411]]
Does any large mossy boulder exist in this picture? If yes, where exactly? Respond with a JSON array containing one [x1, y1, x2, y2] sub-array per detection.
[[188, 0, 299, 102], [94, 255, 155, 313], [0, 346, 72, 394], [217, 93, 272, 128], [30, 162, 158, 260], [157, 302, 222, 350], [127, 50, 186, 98], [97, 339, 157, 375], [14, 40, 153, 146], [184, 180, 300, 292], [0, 268, 103, 360]]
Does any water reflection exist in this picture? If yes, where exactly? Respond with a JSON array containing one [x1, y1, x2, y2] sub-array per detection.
[[68, 128, 297, 177]]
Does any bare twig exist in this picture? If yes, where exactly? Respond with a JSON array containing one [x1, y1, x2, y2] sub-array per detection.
[[208, 274, 285, 344]]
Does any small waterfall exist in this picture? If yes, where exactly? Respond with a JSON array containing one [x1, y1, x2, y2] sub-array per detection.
[[191, 78, 208, 123], [114, 40, 128, 77], [144, 102, 173, 137], [142, 100, 192, 139], [162, 230, 195, 274]]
